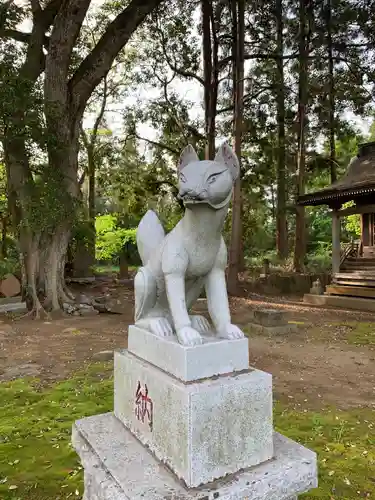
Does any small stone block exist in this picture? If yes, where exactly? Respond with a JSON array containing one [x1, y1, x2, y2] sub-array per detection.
[[247, 322, 298, 335], [127, 324, 249, 382], [253, 308, 287, 327], [72, 412, 318, 500], [114, 350, 273, 488], [0, 296, 22, 305], [0, 301, 27, 313]]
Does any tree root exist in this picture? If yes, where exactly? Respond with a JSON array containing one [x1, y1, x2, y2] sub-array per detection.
[[18, 302, 52, 320]]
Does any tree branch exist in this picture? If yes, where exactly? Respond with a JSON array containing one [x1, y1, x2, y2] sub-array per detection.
[[69, 0, 164, 117], [0, 29, 30, 43], [133, 134, 180, 155], [91, 77, 108, 149], [154, 24, 205, 85]]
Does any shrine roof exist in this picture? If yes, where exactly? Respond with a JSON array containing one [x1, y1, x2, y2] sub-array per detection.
[[298, 142, 375, 206]]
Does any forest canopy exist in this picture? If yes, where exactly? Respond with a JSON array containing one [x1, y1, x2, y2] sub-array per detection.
[[0, 0, 374, 311]]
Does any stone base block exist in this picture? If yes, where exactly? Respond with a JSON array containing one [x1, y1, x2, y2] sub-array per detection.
[[114, 349, 273, 487], [127, 324, 249, 382], [0, 300, 27, 313], [253, 308, 288, 327], [247, 322, 298, 335], [72, 412, 318, 500]]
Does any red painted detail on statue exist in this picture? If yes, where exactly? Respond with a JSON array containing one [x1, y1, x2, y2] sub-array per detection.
[[135, 381, 153, 431]]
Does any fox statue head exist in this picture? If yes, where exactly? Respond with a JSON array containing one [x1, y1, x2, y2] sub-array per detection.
[[177, 142, 239, 210]]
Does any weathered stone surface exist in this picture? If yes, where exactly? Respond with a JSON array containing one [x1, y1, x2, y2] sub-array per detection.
[[0, 274, 21, 298], [114, 349, 273, 488], [72, 412, 318, 500], [309, 279, 323, 295], [0, 301, 27, 314], [79, 304, 99, 316], [0, 296, 22, 305], [247, 322, 298, 336], [253, 308, 287, 327], [127, 325, 249, 382], [93, 350, 113, 362]]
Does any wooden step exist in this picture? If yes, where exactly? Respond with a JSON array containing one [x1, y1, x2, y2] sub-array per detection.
[[341, 266, 375, 272], [334, 272, 375, 278], [326, 285, 375, 298], [343, 261, 375, 266]]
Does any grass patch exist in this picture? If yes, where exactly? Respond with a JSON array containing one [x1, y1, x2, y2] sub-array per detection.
[[0, 364, 374, 499], [0, 363, 113, 500], [307, 321, 375, 346], [275, 404, 375, 498], [93, 264, 138, 275], [344, 321, 375, 346]]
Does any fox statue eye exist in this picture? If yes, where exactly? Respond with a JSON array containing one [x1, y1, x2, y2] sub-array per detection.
[[179, 173, 187, 183], [207, 171, 224, 184]]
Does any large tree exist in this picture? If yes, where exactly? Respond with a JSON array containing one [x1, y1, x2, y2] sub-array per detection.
[[1, 0, 164, 314]]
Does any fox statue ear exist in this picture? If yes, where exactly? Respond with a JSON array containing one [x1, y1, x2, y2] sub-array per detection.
[[178, 144, 199, 171], [214, 142, 240, 181]]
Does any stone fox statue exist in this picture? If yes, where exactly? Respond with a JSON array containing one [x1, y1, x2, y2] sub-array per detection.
[[134, 142, 245, 346]]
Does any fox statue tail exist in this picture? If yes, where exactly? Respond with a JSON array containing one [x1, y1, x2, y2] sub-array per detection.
[[136, 210, 165, 265]]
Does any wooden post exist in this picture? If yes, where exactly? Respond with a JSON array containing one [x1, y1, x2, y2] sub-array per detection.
[[332, 210, 340, 274]]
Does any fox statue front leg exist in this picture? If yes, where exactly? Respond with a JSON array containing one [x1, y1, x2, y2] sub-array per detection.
[[162, 246, 203, 347], [205, 240, 245, 340], [164, 273, 203, 346]]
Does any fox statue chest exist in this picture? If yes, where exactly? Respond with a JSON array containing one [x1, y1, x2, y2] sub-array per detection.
[[148, 226, 222, 281]]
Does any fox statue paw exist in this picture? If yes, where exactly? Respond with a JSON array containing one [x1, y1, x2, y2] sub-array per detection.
[[217, 323, 245, 340], [177, 326, 203, 346], [189, 315, 211, 334]]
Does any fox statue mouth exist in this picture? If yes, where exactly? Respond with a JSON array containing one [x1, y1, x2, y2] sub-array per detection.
[[180, 190, 233, 210]]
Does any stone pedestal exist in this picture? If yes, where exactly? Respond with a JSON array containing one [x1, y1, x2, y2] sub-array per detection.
[[114, 350, 273, 487], [73, 326, 318, 499]]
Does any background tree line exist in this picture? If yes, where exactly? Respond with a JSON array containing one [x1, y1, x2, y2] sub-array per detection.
[[0, 0, 374, 313]]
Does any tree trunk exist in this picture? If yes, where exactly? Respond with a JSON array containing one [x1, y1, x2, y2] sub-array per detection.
[[228, 0, 245, 295], [293, 0, 309, 272], [1, 217, 7, 258], [202, 0, 218, 160], [87, 147, 96, 272], [275, 0, 288, 260], [326, 0, 336, 182]]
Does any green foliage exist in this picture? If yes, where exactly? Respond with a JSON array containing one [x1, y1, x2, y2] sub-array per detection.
[[0, 257, 19, 280], [306, 242, 332, 273], [342, 203, 361, 238], [0, 365, 374, 499], [95, 214, 137, 263], [22, 167, 80, 234]]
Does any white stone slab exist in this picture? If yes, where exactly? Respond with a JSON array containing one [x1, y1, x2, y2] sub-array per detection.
[[0, 301, 27, 313], [127, 324, 249, 382], [114, 349, 273, 488], [72, 412, 318, 500]]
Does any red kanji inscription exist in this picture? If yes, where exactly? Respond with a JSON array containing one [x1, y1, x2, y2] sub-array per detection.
[[135, 381, 153, 431]]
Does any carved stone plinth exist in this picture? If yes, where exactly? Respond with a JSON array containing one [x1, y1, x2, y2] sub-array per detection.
[[72, 413, 317, 500], [114, 347, 273, 487]]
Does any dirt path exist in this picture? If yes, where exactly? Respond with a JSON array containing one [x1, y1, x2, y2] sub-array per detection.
[[0, 286, 374, 410]]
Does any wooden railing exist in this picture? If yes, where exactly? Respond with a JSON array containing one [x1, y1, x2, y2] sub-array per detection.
[[340, 239, 360, 266]]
